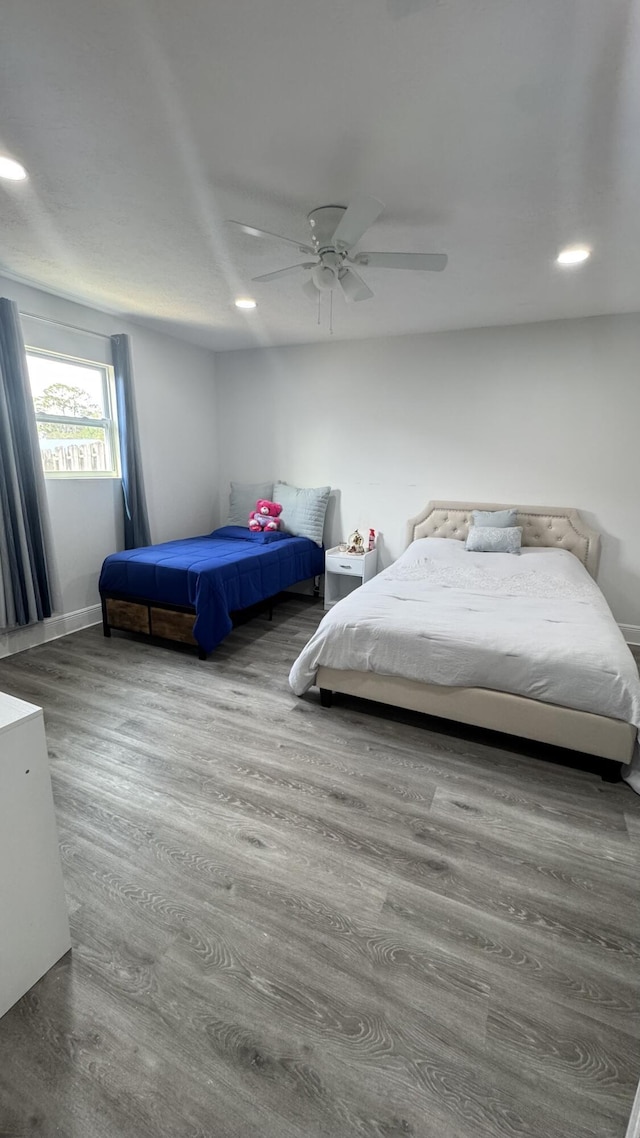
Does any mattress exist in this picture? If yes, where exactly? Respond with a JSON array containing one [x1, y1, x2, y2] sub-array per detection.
[[100, 525, 325, 653], [289, 537, 640, 736]]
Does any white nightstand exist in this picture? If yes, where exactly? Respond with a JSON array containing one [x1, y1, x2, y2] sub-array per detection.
[[324, 546, 379, 609]]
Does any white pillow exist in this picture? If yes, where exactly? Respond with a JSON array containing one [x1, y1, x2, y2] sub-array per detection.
[[228, 481, 274, 526], [273, 481, 330, 546]]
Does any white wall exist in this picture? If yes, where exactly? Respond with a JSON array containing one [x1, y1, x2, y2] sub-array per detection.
[[216, 312, 640, 629], [0, 275, 218, 621]]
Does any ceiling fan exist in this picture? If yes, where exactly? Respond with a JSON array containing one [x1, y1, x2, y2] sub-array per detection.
[[227, 195, 447, 306]]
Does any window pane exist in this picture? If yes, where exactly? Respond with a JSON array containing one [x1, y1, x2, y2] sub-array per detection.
[[39, 428, 112, 474], [25, 352, 118, 476], [27, 354, 106, 419]]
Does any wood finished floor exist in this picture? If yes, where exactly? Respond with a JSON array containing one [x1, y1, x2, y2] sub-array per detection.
[[0, 598, 639, 1138]]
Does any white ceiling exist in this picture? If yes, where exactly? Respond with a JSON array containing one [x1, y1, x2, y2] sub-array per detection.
[[1, 0, 639, 352]]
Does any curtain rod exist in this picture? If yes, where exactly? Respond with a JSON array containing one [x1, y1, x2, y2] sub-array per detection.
[[19, 310, 113, 343]]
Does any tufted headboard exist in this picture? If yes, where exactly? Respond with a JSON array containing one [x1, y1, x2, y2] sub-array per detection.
[[405, 500, 601, 578]]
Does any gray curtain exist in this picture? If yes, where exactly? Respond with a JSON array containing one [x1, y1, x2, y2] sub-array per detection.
[[0, 298, 54, 629], [111, 334, 151, 549]]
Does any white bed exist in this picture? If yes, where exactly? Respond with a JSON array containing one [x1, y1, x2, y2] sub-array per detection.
[[289, 501, 640, 772]]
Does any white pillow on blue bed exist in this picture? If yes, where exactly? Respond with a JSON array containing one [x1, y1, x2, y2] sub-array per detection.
[[466, 525, 523, 554], [273, 481, 330, 547], [228, 481, 274, 526], [472, 508, 517, 528]]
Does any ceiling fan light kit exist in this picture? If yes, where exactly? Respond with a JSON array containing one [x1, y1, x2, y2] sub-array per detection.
[[312, 261, 338, 291], [302, 278, 320, 303], [228, 194, 447, 330]]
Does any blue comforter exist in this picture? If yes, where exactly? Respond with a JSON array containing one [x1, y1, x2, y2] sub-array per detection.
[[99, 526, 325, 653]]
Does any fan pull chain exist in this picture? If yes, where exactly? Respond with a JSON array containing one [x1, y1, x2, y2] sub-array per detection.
[[329, 290, 333, 335], [317, 290, 321, 326]]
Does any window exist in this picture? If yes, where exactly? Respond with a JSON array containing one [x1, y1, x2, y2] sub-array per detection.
[[26, 350, 120, 477]]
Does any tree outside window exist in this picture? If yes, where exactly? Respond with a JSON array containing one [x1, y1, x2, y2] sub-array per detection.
[[33, 383, 104, 440]]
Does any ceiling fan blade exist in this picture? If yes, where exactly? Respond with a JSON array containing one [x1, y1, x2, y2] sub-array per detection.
[[350, 251, 448, 272], [252, 262, 315, 283], [331, 195, 385, 250], [227, 219, 315, 256], [302, 278, 320, 303], [339, 267, 374, 303]]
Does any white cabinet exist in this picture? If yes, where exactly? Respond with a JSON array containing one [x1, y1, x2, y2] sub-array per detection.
[[324, 547, 379, 609], [0, 691, 70, 1020]]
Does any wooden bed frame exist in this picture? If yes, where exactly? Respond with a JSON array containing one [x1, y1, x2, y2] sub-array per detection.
[[102, 593, 208, 658], [316, 501, 636, 778], [101, 591, 287, 660], [101, 581, 320, 659]]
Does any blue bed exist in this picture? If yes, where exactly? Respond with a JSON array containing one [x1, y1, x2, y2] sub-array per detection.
[[99, 525, 325, 655]]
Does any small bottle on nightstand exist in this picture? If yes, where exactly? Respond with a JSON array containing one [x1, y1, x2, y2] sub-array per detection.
[[368, 528, 376, 551]]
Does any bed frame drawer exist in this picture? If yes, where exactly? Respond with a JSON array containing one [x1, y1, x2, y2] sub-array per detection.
[[150, 606, 197, 645], [105, 598, 150, 635]]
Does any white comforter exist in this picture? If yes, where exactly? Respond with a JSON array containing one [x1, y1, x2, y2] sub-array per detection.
[[289, 538, 640, 734]]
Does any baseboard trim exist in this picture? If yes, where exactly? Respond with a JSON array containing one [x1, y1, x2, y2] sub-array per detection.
[[0, 604, 101, 659], [620, 624, 640, 646]]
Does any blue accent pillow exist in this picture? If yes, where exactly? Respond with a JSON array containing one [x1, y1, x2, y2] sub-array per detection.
[[273, 481, 330, 547], [472, 508, 517, 528], [211, 526, 290, 544], [466, 526, 523, 554]]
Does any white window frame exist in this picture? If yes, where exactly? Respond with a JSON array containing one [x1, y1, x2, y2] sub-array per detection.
[[26, 347, 121, 480]]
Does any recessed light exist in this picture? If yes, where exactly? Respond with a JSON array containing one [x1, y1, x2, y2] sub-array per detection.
[[556, 245, 591, 266], [0, 156, 28, 181], [234, 297, 257, 309]]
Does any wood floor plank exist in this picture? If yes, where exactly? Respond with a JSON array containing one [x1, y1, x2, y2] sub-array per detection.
[[0, 601, 639, 1138], [383, 881, 640, 1034], [485, 995, 638, 1119], [625, 810, 640, 842]]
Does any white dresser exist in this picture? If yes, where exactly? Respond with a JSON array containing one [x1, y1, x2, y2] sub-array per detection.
[[0, 691, 70, 1020]]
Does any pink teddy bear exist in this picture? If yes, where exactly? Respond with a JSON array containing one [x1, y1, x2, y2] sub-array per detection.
[[248, 499, 283, 532]]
